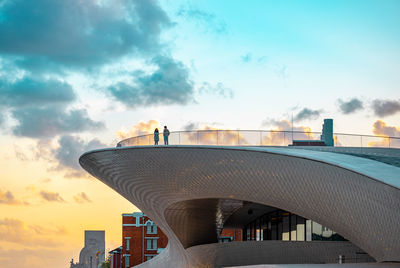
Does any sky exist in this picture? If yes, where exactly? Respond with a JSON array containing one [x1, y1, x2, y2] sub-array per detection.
[[0, 0, 399, 267]]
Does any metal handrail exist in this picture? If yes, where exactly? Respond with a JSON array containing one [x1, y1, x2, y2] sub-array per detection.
[[117, 129, 400, 148]]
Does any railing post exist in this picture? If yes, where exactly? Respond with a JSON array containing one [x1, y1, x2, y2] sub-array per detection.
[[389, 137, 391, 148], [217, 130, 219, 145], [179, 132, 181, 145], [149, 135, 150, 145], [259, 131, 262, 146], [284, 132, 285, 146], [360, 136, 363, 153], [197, 131, 199, 145], [237, 131, 240, 145]]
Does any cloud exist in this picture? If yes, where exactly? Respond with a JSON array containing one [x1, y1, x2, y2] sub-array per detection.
[[182, 125, 247, 145], [274, 64, 288, 80], [372, 120, 400, 137], [73, 192, 92, 204], [52, 135, 108, 177], [369, 120, 400, 147], [41, 178, 51, 183], [0, 247, 74, 268], [0, 218, 66, 247], [261, 119, 314, 145], [0, 77, 75, 107], [183, 122, 199, 131], [198, 82, 233, 98], [240, 53, 267, 64], [337, 98, 364, 114], [0, 76, 104, 138], [241, 53, 252, 63], [0, 0, 171, 71], [0, 189, 28, 205], [12, 106, 104, 138], [116, 120, 160, 140], [107, 56, 194, 108], [371, 99, 400, 117], [294, 108, 322, 121], [176, 6, 227, 34], [39, 190, 65, 202]]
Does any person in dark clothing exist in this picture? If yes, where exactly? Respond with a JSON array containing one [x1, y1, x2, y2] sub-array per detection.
[[163, 126, 170, 145]]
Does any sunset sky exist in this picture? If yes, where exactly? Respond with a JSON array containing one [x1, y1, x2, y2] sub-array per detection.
[[0, 0, 399, 267]]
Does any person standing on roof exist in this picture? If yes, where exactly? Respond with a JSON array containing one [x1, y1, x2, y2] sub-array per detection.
[[163, 126, 170, 145], [154, 128, 159, 145]]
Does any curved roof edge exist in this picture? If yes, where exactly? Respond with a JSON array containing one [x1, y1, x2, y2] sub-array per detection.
[[80, 145, 400, 190]]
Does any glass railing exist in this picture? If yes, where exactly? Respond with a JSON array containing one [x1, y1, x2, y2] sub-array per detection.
[[117, 130, 400, 148]]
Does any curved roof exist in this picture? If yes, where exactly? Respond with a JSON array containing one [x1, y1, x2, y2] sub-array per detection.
[[79, 146, 400, 267]]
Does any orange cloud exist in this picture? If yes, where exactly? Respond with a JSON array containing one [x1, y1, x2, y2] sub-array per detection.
[[39, 190, 65, 203], [0, 218, 67, 248], [368, 120, 400, 147], [0, 189, 29, 205], [182, 126, 247, 145], [73, 192, 92, 204], [116, 120, 161, 145], [262, 120, 315, 146], [0, 247, 75, 268], [116, 120, 159, 140]]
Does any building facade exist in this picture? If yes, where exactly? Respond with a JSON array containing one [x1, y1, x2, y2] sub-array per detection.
[[80, 144, 400, 267], [122, 212, 168, 267], [109, 247, 122, 268], [70, 230, 105, 268]]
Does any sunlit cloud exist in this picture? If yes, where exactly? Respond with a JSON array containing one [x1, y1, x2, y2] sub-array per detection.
[[0, 247, 74, 268], [73, 192, 92, 204], [0, 218, 67, 247], [182, 125, 247, 145], [0, 189, 29, 205], [116, 119, 160, 141], [39, 190, 65, 203], [368, 120, 400, 147], [262, 119, 314, 145]]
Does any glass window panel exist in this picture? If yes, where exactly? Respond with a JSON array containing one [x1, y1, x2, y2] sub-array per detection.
[[153, 239, 157, 249], [277, 221, 283, 240], [282, 215, 290, 241], [290, 214, 297, 241], [147, 239, 152, 249], [296, 216, 305, 241], [306, 220, 312, 241], [312, 221, 323, 240]]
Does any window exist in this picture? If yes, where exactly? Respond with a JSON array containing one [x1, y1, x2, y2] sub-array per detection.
[[125, 238, 130, 251], [146, 222, 158, 234], [290, 214, 297, 241], [146, 238, 157, 250], [125, 256, 129, 268], [306, 219, 312, 241], [296, 216, 305, 241], [282, 214, 290, 241]]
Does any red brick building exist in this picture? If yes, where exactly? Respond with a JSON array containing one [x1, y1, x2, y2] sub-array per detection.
[[219, 228, 242, 242], [109, 247, 122, 268], [121, 212, 168, 267]]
